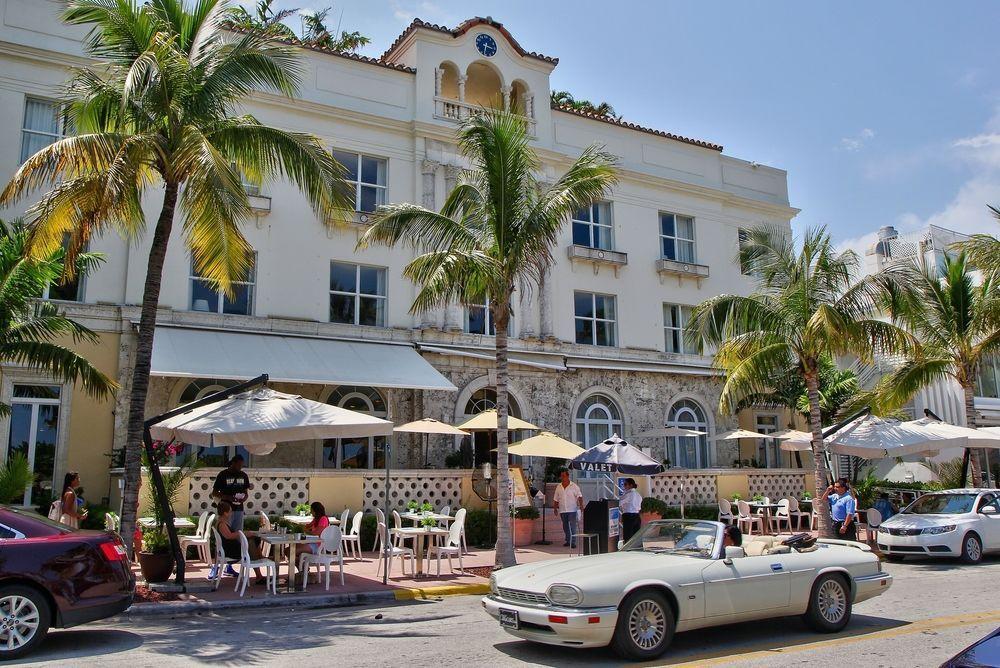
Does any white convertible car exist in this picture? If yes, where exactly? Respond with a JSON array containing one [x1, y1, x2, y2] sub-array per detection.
[[483, 520, 891, 661], [877, 488, 1000, 563]]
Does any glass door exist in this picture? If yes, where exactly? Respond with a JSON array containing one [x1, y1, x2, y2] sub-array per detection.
[[6, 385, 61, 506]]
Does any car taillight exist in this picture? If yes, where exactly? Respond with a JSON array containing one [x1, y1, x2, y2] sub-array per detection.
[[99, 540, 127, 562]]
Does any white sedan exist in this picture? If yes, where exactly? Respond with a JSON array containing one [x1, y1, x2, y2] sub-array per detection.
[[483, 519, 891, 661], [877, 488, 1000, 563]]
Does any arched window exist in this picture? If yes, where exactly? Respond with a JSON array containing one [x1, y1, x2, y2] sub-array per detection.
[[176, 379, 247, 466], [574, 394, 623, 449], [667, 399, 710, 468], [462, 388, 521, 418], [461, 388, 522, 467], [324, 386, 387, 469]]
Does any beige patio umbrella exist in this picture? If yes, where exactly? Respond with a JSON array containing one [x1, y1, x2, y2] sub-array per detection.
[[710, 428, 768, 441], [507, 431, 585, 459], [775, 429, 814, 452], [393, 418, 470, 466], [906, 417, 1000, 449], [826, 415, 967, 459], [634, 426, 707, 438], [457, 409, 541, 431]]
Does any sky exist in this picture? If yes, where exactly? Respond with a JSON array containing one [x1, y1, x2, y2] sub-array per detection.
[[256, 0, 1000, 255]]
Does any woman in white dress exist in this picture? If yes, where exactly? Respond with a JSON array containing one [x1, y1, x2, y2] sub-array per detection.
[[58, 471, 88, 528]]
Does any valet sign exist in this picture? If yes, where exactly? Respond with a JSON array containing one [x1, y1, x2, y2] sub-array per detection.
[[577, 462, 616, 474]]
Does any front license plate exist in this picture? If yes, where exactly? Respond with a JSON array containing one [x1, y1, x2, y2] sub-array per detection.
[[499, 608, 520, 630]]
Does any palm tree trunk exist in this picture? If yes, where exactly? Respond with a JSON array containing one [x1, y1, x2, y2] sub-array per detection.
[[805, 367, 833, 537], [962, 380, 983, 487], [120, 181, 180, 554], [494, 296, 516, 568]]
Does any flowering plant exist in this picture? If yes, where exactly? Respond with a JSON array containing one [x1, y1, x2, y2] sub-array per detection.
[[142, 440, 185, 467]]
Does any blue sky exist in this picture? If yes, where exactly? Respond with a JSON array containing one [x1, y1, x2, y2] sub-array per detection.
[[261, 0, 1000, 254]]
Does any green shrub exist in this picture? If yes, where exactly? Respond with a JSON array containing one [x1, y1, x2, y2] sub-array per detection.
[[464, 509, 497, 547], [360, 513, 378, 551], [81, 504, 112, 530], [512, 506, 539, 520], [640, 497, 669, 516], [444, 451, 464, 469], [242, 516, 261, 532]]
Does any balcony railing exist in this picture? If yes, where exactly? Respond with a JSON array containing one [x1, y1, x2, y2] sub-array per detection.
[[656, 258, 710, 286], [434, 97, 536, 136], [567, 244, 628, 276]]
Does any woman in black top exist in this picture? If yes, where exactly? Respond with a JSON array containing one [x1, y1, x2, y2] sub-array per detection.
[[211, 501, 266, 583]]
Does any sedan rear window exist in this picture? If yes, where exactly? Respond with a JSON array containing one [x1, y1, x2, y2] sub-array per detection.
[[904, 494, 976, 515], [0, 506, 73, 537]]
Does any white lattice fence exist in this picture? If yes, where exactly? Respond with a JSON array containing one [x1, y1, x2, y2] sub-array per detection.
[[363, 471, 464, 512], [649, 472, 718, 506], [748, 472, 806, 500], [188, 471, 309, 516]]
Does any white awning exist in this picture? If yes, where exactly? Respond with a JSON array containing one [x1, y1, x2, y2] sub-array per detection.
[[150, 326, 457, 391]]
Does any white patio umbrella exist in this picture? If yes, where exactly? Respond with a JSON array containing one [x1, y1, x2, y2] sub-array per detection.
[[634, 426, 707, 438], [825, 415, 967, 459], [710, 428, 768, 441], [906, 418, 1000, 449], [776, 429, 814, 452], [393, 418, 469, 466], [507, 431, 585, 459]]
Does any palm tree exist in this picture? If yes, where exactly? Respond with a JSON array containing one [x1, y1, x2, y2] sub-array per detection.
[[687, 225, 912, 536], [1, 0, 346, 552], [300, 7, 371, 53], [358, 108, 617, 566], [876, 253, 1000, 485], [0, 219, 115, 419], [227, 0, 298, 39], [549, 90, 620, 120], [955, 207, 1000, 278]]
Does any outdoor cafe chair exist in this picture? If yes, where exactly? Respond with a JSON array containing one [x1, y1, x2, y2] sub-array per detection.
[[236, 531, 277, 597], [210, 528, 239, 591], [437, 505, 453, 528], [104, 511, 120, 533], [770, 499, 792, 534], [427, 508, 466, 576], [391, 510, 416, 549], [864, 508, 883, 543], [180, 513, 215, 564], [299, 525, 344, 591], [341, 511, 363, 560], [717, 499, 735, 524], [340, 508, 351, 530], [736, 500, 763, 536], [373, 508, 386, 554], [376, 522, 414, 578], [788, 497, 810, 530]]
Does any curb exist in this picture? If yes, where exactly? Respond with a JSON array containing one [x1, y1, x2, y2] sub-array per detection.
[[121, 590, 397, 618], [393, 583, 490, 600]]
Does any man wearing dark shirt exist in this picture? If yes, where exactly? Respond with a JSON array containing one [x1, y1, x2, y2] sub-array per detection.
[[213, 455, 251, 531]]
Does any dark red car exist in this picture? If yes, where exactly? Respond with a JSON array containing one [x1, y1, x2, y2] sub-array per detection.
[[0, 505, 134, 660]]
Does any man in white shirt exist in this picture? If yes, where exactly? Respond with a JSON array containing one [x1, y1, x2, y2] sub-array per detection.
[[619, 477, 643, 542], [553, 469, 585, 548]]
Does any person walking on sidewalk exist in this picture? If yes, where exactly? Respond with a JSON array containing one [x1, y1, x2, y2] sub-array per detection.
[[553, 469, 584, 548], [620, 478, 642, 542]]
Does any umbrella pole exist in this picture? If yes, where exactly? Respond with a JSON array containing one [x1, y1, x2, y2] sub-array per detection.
[[383, 433, 391, 585]]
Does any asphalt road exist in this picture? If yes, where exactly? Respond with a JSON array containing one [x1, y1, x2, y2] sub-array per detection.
[[13, 556, 1000, 667]]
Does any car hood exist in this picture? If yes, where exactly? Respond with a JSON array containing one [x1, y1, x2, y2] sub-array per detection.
[[882, 513, 968, 528]]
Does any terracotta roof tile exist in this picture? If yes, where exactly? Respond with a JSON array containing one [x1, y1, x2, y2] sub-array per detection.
[[381, 17, 558, 65], [552, 104, 723, 152]]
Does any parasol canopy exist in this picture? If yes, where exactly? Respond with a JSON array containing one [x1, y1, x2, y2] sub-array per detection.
[[568, 434, 665, 475], [906, 418, 1000, 449], [393, 418, 469, 436], [774, 429, 814, 452], [457, 409, 540, 431], [710, 428, 768, 442], [507, 431, 585, 459], [826, 415, 966, 459], [634, 426, 707, 438]]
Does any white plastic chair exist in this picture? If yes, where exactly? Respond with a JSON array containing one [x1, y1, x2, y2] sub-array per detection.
[[235, 531, 277, 597], [391, 510, 415, 549], [373, 508, 386, 554], [437, 505, 453, 528], [180, 513, 215, 563], [737, 500, 763, 536], [104, 511, 120, 532], [788, 497, 810, 530], [427, 508, 466, 575], [864, 508, 883, 543], [770, 499, 792, 534], [718, 499, 735, 524], [299, 526, 344, 590], [375, 522, 414, 578], [340, 511, 363, 560], [340, 508, 350, 530], [210, 527, 239, 590]]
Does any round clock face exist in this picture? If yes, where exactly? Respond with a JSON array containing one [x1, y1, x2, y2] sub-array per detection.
[[476, 33, 498, 57]]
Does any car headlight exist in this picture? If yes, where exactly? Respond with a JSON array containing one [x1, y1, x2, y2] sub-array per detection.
[[489, 574, 498, 595], [546, 584, 583, 606], [922, 525, 957, 535], [877, 526, 889, 534]]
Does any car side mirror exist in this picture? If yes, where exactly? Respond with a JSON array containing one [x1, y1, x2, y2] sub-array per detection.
[[982, 506, 997, 515], [723, 546, 745, 564]]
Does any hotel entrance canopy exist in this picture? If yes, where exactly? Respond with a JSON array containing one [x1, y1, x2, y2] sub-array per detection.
[[149, 326, 457, 391]]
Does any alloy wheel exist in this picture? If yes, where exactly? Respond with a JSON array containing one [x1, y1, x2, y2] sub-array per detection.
[[628, 599, 667, 650], [966, 536, 982, 561], [0, 595, 40, 652], [817, 579, 847, 624]]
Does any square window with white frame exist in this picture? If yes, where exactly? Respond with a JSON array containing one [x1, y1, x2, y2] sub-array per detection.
[[332, 150, 387, 213], [659, 212, 696, 263], [755, 414, 782, 468], [574, 291, 617, 347], [663, 303, 693, 354], [465, 296, 513, 336], [21, 97, 69, 164], [189, 253, 256, 316], [571, 202, 614, 250], [329, 261, 387, 326]]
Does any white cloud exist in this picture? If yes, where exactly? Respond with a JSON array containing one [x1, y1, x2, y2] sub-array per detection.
[[390, 1, 454, 25], [839, 128, 876, 152]]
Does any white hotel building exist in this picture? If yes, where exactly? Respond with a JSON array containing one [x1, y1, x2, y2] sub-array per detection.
[[0, 4, 800, 510]]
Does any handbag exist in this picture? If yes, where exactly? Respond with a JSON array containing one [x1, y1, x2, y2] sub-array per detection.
[[48, 500, 63, 521]]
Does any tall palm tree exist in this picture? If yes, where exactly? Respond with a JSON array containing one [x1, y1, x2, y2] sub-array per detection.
[[876, 253, 1000, 485], [956, 208, 1000, 278], [687, 225, 912, 536], [0, 219, 115, 419], [1, 0, 346, 552], [358, 108, 617, 566], [300, 7, 371, 52], [228, 0, 298, 40]]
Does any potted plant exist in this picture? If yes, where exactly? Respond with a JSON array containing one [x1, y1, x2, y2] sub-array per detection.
[[137, 526, 174, 583], [640, 497, 669, 525], [731, 492, 743, 502], [294, 502, 311, 517], [406, 500, 419, 512], [511, 506, 539, 546], [752, 493, 764, 503], [420, 501, 434, 516]]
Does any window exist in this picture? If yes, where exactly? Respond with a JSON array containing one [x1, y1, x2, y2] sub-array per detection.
[[6, 385, 61, 506], [461, 388, 523, 467], [572, 202, 613, 250], [978, 356, 1000, 399], [663, 303, 693, 354], [465, 296, 513, 336], [574, 291, 617, 347], [21, 98, 68, 163], [332, 150, 387, 213], [755, 414, 782, 468], [177, 379, 248, 465], [659, 212, 696, 262], [574, 394, 623, 478], [323, 386, 387, 469], [666, 399, 710, 468], [329, 262, 387, 326], [189, 254, 256, 315], [0, 523, 25, 540]]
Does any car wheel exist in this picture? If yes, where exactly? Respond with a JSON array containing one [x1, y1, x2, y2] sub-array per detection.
[[610, 589, 675, 661], [0, 585, 51, 660], [803, 573, 852, 633], [960, 532, 983, 564]]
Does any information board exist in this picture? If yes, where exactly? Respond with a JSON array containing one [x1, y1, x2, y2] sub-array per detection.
[[509, 466, 533, 508], [608, 506, 621, 538]]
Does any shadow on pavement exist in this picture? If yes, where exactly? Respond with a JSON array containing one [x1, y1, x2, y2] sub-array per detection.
[[492, 613, 910, 667], [887, 553, 1000, 572], [9, 629, 144, 665]]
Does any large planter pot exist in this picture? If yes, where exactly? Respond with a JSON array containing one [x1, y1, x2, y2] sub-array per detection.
[[137, 551, 174, 583], [640, 511, 662, 526], [513, 518, 535, 546]]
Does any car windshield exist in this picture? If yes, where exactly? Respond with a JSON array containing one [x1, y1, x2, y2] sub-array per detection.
[[621, 520, 718, 558], [903, 493, 976, 515]]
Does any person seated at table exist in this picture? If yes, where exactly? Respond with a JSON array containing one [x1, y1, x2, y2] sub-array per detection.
[[299, 502, 330, 556], [874, 492, 896, 521], [211, 501, 268, 583], [722, 524, 743, 550]]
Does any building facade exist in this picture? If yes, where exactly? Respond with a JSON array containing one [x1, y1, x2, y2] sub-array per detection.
[[0, 5, 798, 509]]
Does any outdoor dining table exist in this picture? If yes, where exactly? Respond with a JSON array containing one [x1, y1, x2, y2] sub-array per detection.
[[747, 502, 782, 534], [394, 527, 449, 577], [140, 517, 195, 529], [258, 532, 322, 593], [399, 512, 453, 527], [281, 515, 341, 527]]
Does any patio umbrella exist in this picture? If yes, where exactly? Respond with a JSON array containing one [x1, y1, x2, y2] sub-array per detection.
[[710, 428, 768, 441], [568, 434, 665, 475], [393, 418, 469, 466], [508, 431, 585, 459], [633, 426, 707, 438], [456, 409, 541, 431], [826, 415, 967, 459], [776, 429, 814, 452], [906, 417, 1000, 449]]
